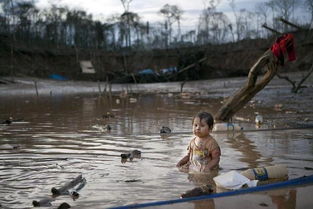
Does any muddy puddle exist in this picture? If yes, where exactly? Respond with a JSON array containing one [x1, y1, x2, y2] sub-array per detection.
[[0, 74, 313, 208]]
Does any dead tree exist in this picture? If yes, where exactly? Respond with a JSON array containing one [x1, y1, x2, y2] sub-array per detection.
[[278, 17, 303, 30], [262, 24, 282, 35], [277, 63, 313, 93], [214, 50, 279, 122]]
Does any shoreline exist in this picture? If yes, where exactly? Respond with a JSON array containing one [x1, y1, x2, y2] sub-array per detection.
[[1, 71, 312, 96]]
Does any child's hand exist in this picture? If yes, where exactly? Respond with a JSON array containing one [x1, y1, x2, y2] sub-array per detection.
[[177, 155, 189, 167]]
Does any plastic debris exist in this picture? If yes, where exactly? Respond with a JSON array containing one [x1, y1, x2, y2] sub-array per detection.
[[213, 171, 258, 190]]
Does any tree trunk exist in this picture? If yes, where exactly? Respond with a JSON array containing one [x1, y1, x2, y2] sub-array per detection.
[[214, 49, 279, 122]]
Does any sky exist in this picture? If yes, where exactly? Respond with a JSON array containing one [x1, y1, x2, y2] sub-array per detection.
[[35, 0, 264, 30], [35, 0, 308, 32]]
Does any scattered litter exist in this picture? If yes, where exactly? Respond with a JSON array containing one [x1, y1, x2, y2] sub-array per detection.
[[241, 165, 288, 180], [213, 170, 258, 190], [80, 60, 95, 74], [213, 123, 243, 132], [49, 74, 68, 80], [124, 179, 142, 183], [259, 203, 269, 207], [137, 69, 156, 75], [102, 112, 115, 119], [255, 114, 264, 126], [92, 124, 111, 132], [274, 104, 283, 111], [121, 150, 142, 163], [234, 116, 250, 122], [129, 97, 137, 103]]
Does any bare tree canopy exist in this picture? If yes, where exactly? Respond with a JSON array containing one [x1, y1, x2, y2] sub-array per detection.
[[120, 0, 133, 12], [0, 0, 311, 50], [159, 4, 183, 46]]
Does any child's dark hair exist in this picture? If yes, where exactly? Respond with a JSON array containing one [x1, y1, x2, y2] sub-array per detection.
[[193, 112, 214, 128]]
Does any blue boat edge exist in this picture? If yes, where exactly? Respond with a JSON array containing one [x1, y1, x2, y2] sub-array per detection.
[[109, 175, 313, 209]]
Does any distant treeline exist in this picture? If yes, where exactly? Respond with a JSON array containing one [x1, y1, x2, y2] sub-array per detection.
[[0, 0, 312, 50]]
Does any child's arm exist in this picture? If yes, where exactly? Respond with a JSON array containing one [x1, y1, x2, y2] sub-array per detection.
[[204, 148, 220, 170], [176, 154, 189, 167], [177, 138, 193, 167]]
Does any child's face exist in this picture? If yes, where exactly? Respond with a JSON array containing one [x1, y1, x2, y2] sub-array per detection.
[[192, 117, 211, 138]]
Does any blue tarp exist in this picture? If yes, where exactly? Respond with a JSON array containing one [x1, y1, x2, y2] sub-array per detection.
[[160, 67, 177, 74], [49, 74, 68, 81], [137, 69, 155, 75]]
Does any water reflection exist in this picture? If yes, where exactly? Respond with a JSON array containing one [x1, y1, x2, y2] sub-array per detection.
[[193, 199, 215, 209], [269, 189, 297, 209], [223, 132, 273, 169], [171, 188, 299, 209]]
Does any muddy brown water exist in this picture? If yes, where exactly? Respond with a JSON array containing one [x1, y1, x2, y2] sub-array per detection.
[[0, 74, 313, 209]]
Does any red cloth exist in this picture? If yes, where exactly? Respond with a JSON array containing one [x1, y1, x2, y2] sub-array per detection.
[[271, 33, 296, 65]]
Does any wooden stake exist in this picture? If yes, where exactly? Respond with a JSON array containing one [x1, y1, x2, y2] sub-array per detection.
[[97, 80, 102, 96], [34, 80, 39, 97]]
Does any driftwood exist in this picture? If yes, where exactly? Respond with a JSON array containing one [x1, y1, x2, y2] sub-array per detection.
[[32, 174, 86, 207], [51, 174, 85, 196], [214, 50, 278, 122]]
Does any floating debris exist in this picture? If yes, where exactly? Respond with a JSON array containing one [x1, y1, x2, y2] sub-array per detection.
[[32, 198, 53, 207], [51, 174, 86, 196], [92, 124, 111, 132], [124, 179, 142, 183], [1, 117, 12, 125], [129, 97, 137, 103], [102, 112, 115, 119], [57, 202, 71, 209], [213, 123, 243, 132], [160, 126, 171, 134], [234, 116, 250, 122], [121, 150, 142, 163], [255, 113, 264, 126], [1, 117, 26, 125], [259, 203, 269, 207], [0, 144, 21, 150], [274, 104, 283, 111]]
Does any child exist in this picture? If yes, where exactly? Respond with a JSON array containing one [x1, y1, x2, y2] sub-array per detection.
[[177, 112, 221, 173]]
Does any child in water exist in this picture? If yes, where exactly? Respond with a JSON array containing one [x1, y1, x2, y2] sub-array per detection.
[[177, 112, 221, 173]]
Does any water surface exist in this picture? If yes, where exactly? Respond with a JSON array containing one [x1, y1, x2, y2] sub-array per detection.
[[0, 78, 313, 209]]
